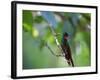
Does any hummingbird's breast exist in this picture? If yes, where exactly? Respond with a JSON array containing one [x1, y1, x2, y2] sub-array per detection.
[[61, 40, 71, 60]]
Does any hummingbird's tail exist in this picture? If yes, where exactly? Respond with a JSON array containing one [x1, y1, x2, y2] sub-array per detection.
[[67, 59, 74, 67], [67, 60, 71, 66], [70, 58, 74, 67]]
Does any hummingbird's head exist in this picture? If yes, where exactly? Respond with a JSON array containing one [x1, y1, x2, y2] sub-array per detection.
[[63, 32, 69, 40]]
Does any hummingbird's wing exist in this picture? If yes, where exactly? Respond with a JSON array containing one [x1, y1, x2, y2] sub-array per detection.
[[61, 44, 74, 67]]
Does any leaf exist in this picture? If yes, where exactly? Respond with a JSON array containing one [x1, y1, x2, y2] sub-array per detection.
[[23, 10, 33, 33], [82, 13, 91, 23], [34, 16, 44, 23]]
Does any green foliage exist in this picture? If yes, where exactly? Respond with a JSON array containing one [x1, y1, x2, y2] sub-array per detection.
[[82, 13, 91, 23], [23, 10, 33, 33], [34, 16, 44, 23]]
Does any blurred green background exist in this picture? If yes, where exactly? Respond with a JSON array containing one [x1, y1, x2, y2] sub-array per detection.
[[22, 10, 91, 69]]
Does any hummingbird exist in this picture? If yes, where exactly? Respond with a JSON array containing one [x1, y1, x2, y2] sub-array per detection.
[[61, 32, 74, 67]]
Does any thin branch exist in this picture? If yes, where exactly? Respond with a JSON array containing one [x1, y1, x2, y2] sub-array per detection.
[[48, 24, 65, 56], [45, 42, 64, 57]]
